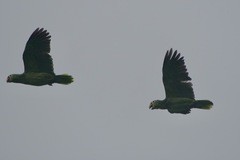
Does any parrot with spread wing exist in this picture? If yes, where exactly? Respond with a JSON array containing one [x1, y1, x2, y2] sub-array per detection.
[[149, 49, 213, 114], [7, 28, 73, 86]]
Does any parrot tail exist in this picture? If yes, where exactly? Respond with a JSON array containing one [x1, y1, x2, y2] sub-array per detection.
[[55, 74, 73, 85], [193, 100, 213, 110]]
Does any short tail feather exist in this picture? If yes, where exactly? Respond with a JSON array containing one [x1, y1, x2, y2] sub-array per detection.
[[193, 100, 213, 110], [55, 74, 73, 85]]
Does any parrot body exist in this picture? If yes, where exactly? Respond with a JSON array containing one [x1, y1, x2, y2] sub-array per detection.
[[149, 49, 213, 114], [7, 28, 73, 86], [150, 98, 212, 114]]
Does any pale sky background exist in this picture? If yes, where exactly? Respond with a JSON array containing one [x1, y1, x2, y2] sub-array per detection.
[[0, 0, 240, 160]]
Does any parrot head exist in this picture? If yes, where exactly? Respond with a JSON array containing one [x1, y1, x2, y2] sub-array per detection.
[[7, 75, 13, 83], [6, 74, 19, 83], [149, 100, 167, 110]]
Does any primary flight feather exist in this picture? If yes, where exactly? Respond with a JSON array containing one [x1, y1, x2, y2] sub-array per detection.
[[149, 49, 213, 114], [7, 28, 73, 86]]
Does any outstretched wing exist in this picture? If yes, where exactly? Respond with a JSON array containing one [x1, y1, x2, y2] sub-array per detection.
[[162, 49, 194, 99], [23, 28, 54, 74]]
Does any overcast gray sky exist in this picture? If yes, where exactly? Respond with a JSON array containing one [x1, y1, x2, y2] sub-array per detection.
[[1, 0, 240, 160]]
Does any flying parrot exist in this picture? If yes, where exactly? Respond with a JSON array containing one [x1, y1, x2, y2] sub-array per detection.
[[149, 49, 213, 114], [7, 28, 73, 86]]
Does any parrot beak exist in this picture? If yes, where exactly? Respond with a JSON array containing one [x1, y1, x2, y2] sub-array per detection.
[[6, 76, 11, 82], [149, 102, 153, 109]]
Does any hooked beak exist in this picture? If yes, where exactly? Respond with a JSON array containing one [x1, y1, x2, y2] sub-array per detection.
[[6, 76, 11, 83]]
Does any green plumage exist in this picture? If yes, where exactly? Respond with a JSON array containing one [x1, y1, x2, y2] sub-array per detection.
[[149, 49, 213, 114], [7, 28, 73, 86]]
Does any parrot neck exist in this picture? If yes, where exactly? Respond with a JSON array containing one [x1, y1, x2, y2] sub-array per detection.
[[11, 74, 26, 84], [155, 100, 168, 109]]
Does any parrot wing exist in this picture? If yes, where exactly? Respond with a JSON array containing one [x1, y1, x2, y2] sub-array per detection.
[[162, 49, 194, 99], [22, 28, 54, 74]]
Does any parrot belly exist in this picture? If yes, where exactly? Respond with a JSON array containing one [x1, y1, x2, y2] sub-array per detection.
[[24, 73, 54, 86], [166, 98, 195, 114]]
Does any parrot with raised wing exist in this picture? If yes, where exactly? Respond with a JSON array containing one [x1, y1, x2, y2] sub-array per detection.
[[7, 28, 73, 86], [149, 49, 213, 114]]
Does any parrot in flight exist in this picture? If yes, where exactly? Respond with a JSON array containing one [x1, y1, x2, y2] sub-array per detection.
[[149, 49, 213, 114], [7, 28, 73, 86]]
